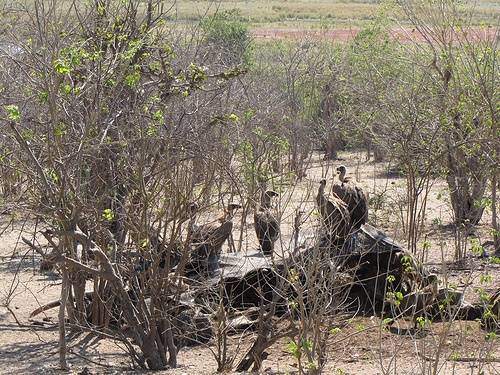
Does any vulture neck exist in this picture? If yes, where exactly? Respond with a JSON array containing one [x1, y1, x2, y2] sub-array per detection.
[[317, 183, 326, 205], [219, 211, 230, 223], [221, 206, 237, 222], [338, 169, 347, 183], [261, 194, 272, 209], [187, 215, 199, 237]]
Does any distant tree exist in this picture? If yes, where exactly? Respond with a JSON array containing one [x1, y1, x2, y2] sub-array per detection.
[[200, 9, 252, 68], [345, 19, 406, 161]]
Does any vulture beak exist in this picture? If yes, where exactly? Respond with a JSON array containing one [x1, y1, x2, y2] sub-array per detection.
[[267, 190, 279, 197]]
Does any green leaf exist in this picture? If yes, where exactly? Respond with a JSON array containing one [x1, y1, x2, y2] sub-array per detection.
[[54, 59, 70, 75], [6, 105, 20, 121]]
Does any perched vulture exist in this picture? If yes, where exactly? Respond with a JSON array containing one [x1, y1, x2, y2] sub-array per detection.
[[316, 178, 350, 242], [189, 203, 242, 274], [187, 202, 200, 238], [254, 190, 280, 255], [332, 165, 368, 231]]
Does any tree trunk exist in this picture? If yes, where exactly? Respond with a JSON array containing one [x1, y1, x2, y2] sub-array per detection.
[[492, 173, 500, 255], [58, 266, 69, 370], [445, 158, 486, 226], [323, 143, 338, 161], [236, 328, 270, 372], [444, 114, 487, 229]]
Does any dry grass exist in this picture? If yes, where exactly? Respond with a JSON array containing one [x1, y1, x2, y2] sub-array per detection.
[[165, 0, 380, 28], [162, 0, 500, 29]]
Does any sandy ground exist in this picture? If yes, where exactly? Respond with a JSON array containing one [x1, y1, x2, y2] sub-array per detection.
[[1, 151, 500, 375]]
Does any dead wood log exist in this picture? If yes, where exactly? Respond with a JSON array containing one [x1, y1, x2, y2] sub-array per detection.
[[387, 285, 464, 327], [30, 291, 94, 318]]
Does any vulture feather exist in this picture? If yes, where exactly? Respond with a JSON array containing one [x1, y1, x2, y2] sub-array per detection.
[[332, 165, 368, 230], [316, 178, 350, 242], [189, 203, 241, 274], [254, 190, 280, 255]]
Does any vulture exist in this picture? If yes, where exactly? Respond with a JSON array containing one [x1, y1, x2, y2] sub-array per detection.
[[254, 190, 280, 255], [190, 203, 241, 274], [187, 202, 200, 238], [332, 165, 368, 231], [316, 178, 350, 243]]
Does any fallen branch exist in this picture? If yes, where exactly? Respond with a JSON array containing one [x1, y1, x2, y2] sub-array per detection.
[[30, 291, 94, 318], [30, 300, 61, 318], [21, 236, 46, 257], [6, 305, 31, 328], [67, 348, 114, 368]]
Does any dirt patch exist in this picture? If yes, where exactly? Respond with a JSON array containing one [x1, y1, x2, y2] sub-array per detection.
[[251, 27, 500, 43], [251, 28, 360, 41]]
